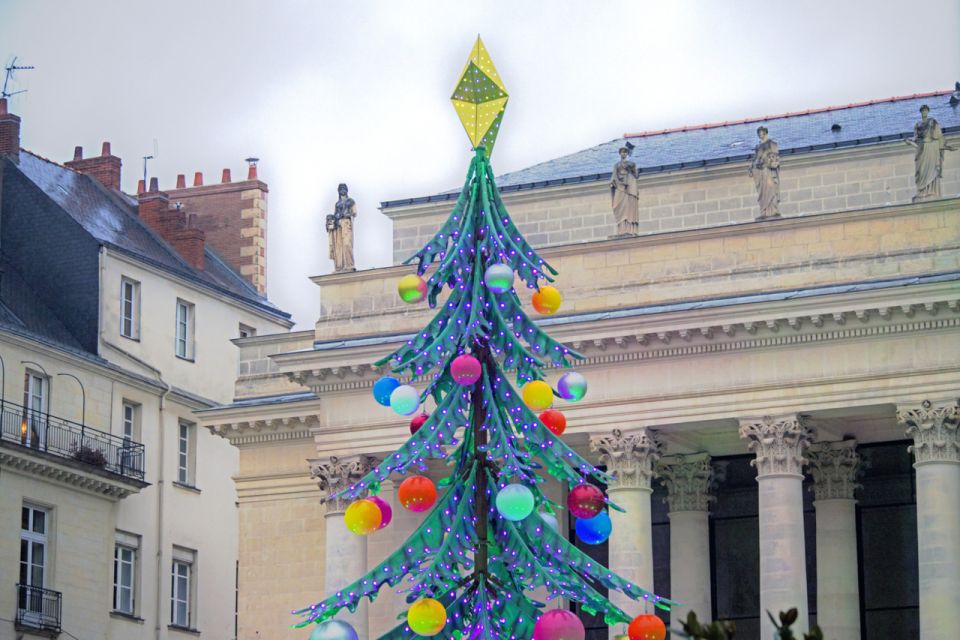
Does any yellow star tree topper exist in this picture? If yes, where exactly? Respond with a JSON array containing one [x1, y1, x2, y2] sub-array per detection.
[[451, 36, 509, 155]]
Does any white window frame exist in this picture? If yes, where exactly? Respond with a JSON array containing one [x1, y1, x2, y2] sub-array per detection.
[[120, 278, 141, 340], [170, 547, 196, 629], [19, 504, 50, 622], [175, 300, 195, 360], [23, 371, 48, 448], [121, 401, 139, 444], [113, 532, 139, 615], [177, 421, 194, 486]]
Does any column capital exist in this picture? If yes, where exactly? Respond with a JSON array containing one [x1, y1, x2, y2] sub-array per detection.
[[897, 399, 960, 464], [738, 414, 815, 477], [658, 453, 714, 512], [309, 454, 377, 514], [807, 440, 862, 500], [590, 428, 662, 490]]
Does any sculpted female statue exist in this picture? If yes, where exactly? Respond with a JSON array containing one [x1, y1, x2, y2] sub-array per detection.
[[905, 105, 956, 202], [748, 126, 781, 219], [610, 145, 640, 235], [326, 183, 357, 272]]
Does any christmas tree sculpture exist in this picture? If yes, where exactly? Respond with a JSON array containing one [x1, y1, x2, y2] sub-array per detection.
[[295, 37, 676, 640]]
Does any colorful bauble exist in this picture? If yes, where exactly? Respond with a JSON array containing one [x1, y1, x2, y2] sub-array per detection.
[[390, 385, 420, 416], [373, 376, 401, 406], [532, 285, 562, 315], [366, 495, 392, 530], [451, 354, 482, 385], [557, 371, 588, 402], [397, 274, 428, 304], [495, 483, 535, 521], [539, 409, 566, 436], [522, 380, 554, 411], [614, 635, 630, 640], [308, 619, 359, 640], [398, 475, 437, 512], [628, 614, 666, 640], [407, 597, 447, 636], [539, 511, 559, 533], [409, 412, 429, 435], [567, 483, 605, 519], [533, 609, 585, 640], [344, 499, 382, 535], [575, 510, 612, 545], [483, 263, 514, 294]]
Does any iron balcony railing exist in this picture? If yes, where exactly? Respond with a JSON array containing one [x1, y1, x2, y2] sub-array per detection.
[[0, 400, 145, 481], [15, 583, 62, 634]]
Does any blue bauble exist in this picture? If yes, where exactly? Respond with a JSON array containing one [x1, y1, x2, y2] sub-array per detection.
[[576, 511, 612, 545], [389, 385, 421, 416], [308, 619, 359, 640], [372, 377, 401, 406]]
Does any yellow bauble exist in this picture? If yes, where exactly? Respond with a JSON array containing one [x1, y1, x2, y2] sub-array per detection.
[[532, 286, 562, 315], [344, 499, 382, 536], [407, 597, 446, 636], [522, 380, 554, 411]]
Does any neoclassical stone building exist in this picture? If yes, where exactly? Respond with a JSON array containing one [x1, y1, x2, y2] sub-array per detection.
[[200, 90, 960, 640]]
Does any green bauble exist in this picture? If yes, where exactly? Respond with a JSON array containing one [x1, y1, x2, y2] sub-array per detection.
[[495, 483, 535, 521]]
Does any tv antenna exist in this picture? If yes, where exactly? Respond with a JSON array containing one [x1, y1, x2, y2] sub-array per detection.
[[2, 56, 35, 99], [142, 138, 159, 188]]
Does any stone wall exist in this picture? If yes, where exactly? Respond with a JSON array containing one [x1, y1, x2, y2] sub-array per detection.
[[234, 330, 315, 398], [387, 137, 960, 265]]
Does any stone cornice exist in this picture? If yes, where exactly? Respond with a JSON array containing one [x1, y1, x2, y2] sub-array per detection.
[[897, 399, 960, 465], [590, 428, 662, 490], [739, 415, 816, 477], [0, 445, 146, 500], [807, 440, 862, 500], [658, 453, 715, 512]]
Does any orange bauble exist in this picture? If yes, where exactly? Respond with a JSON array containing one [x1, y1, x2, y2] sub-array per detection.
[[532, 286, 562, 315], [539, 409, 567, 436], [628, 614, 666, 640], [397, 475, 437, 513]]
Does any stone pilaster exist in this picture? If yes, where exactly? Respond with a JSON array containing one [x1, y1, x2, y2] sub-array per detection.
[[808, 440, 862, 640], [591, 428, 661, 640], [309, 454, 376, 637], [898, 400, 960, 640], [658, 453, 713, 629], [739, 415, 814, 635]]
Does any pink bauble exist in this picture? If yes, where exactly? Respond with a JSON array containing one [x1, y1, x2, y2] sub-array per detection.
[[366, 495, 392, 530], [450, 354, 482, 385], [410, 412, 429, 435], [567, 483, 605, 519], [533, 609, 585, 640]]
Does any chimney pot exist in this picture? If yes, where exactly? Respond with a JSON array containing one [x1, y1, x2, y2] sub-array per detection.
[[176, 174, 186, 189], [149, 177, 159, 192], [247, 164, 258, 180], [221, 168, 232, 183], [137, 179, 146, 195], [193, 171, 203, 186], [73, 146, 83, 161], [101, 142, 111, 156], [0, 98, 7, 115]]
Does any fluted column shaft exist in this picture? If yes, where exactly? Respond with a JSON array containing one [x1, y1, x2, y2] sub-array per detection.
[[592, 428, 661, 640], [311, 455, 376, 638], [898, 400, 960, 640], [659, 454, 713, 628], [808, 440, 861, 640], [740, 416, 814, 636]]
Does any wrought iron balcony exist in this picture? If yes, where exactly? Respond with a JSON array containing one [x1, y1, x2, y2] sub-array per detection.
[[0, 400, 145, 481], [15, 583, 62, 634]]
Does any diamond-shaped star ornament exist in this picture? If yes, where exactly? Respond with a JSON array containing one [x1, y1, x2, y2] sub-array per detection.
[[451, 36, 509, 156]]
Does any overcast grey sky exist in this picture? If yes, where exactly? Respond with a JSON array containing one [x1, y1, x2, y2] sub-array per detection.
[[2, 1, 958, 328]]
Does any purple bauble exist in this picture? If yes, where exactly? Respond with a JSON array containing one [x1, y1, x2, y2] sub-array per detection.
[[567, 483, 605, 519], [451, 354, 482, 385], [366, 495, 392, 530], [533, 609, 585, 640]]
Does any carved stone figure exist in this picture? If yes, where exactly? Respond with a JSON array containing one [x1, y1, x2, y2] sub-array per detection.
[[748, 126, 781, 219], [610, 144, 640, 236], [905, 105, 957, 202], [326, 183, 357, 272]]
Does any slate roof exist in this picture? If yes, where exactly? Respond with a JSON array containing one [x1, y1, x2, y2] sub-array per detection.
[[14, 151, 290, 321], [381, 89, 960, 208]]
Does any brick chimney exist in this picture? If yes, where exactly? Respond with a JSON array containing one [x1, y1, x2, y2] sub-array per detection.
[[0, 98, 21, 161], [65, 141, 122, 190], [138, 178, 205, 270]]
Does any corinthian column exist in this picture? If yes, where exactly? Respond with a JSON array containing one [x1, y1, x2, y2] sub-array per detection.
[[310, 455, 376, 638], [898, 400, 960, 640], [591, 428, 662, 640], [739, 415, 814, 635], [658, 453, 714, 629], [807, 440, 861, 640]]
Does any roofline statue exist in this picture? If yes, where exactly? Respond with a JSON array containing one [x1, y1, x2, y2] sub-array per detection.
[[610, 142, 640, 236], [748, 125, 781, 220], [326, 183, 357, 273], [905, 104, 956, 202]]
